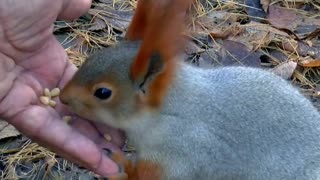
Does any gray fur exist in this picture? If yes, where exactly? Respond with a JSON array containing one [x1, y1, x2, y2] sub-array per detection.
[[64, 41, 320, 180]]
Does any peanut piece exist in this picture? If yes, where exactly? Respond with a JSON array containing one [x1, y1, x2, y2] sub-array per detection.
[[49, 100, 57, 107], [50, 88, 60, 97], [44, 88, 51, 97], [103, 134, 112, 142], [39, 96, 50, 105], [62, 116, 72, 124]]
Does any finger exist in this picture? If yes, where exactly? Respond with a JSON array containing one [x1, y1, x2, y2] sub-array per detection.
[[58, 0, 92, 20], [93, 121, 126, 148], [9, 106, 119, 177], [56, 57, 77, 88]]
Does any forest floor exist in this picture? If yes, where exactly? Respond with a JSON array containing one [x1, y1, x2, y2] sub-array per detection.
[[1, 0, 320, 179]]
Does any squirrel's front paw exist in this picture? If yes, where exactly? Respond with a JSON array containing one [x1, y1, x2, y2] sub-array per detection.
[[103, 148, 133, 180]]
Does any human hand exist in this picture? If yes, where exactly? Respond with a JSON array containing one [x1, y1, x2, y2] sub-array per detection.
[[0, 0, 125, 177]]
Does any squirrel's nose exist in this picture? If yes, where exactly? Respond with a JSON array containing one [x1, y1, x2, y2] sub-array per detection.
[[59, 88, 70, 106], [60, 97, 69, 106]]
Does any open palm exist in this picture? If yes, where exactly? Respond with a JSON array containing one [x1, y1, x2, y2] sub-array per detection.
[[0, 0, 123, 177]]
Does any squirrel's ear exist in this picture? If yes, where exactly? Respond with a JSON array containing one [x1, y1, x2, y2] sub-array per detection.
[[125, 0, 149, 40], [133, 52, 164, 93]]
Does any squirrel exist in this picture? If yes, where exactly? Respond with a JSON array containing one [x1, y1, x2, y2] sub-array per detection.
[[59, 0, 320, 179]]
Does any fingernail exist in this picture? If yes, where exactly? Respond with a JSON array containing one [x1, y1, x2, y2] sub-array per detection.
[[102, 148, 112, 156]]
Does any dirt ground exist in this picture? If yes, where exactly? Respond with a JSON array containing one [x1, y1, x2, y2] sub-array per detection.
[[1, 0, 320, 179]]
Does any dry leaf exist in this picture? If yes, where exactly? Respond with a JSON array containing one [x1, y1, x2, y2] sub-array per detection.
[[199, 40, 261, 67], [260, 0, 270, 12], [210, 24, 244, 39], [285, 0, 308, 2], [271, 61, 297, 80], [245, 0, 267, 22], [89, 17, 107, 31], [194, 10, 240, 33], [267, 5, 301, 30], [264, 50, 289, 64], [0, 120, 20, 140], [229, 21, 289, 50], [220, 40, 261, 67], [302, 28, 320, 40], [282, 40, 320, 58], [198, 48, 219, 68], [185, 41, 205, 55], [295, 18, 320, 38]]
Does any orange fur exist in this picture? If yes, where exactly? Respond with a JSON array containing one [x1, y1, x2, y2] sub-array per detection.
[[109, 152, 163, 180], [125, 0, 149, 40], [126, 0, 192, 109]]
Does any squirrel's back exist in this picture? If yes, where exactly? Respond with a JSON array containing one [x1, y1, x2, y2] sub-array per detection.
[[130, 63, 320, 180]]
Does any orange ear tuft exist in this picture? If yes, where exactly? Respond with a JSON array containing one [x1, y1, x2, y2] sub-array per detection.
[[125, 0, 149, 41], [126, 0, 192, 109]]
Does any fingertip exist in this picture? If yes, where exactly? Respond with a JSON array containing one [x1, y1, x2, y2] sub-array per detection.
[[94, 152, 120, 177], [58, 0, 92, 20]]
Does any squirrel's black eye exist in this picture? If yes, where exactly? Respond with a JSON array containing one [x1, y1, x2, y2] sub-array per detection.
[[94, 87, 112, 100]]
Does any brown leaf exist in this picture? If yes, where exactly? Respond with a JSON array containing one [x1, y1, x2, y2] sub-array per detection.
[[295, 19, 320, 38], [194, 10, 240, 34], [268, 50, 288, 63], [302, 28, 320, 40], [210, 24, 244, 39], [245, 0, 267, 22], [0, 120, 20, 140], [220, 40, 261, 67], [184, 41, 205, 55], [260, 0, 270, 12], [282, 40, 320, 59], [229, 21, 289, 50], [299, 59, 320, 68], [266, 5, 301, 30], [271, 61, 297, 80], [199, 40, 261, 67], [197, 48, 219, 68], [88, 17, 107, 31]]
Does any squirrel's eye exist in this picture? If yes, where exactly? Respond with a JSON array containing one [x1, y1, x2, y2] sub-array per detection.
[[94, 87, 112, 100]]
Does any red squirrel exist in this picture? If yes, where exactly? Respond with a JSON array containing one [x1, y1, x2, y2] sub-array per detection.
[[60, 0, 320, 179]]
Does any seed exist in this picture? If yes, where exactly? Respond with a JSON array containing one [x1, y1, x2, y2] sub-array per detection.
[[48, 100, 56, 107], [306, 40, 313, 47], [103, 134, 112, 142], [62, 116, 72, 124], [39, 96, 50, 105], [50, 88, 60, 97], [44, 88, 51, 97]]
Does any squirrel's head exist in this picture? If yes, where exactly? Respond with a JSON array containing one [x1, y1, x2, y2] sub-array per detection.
[[60, 41, 165, 129]]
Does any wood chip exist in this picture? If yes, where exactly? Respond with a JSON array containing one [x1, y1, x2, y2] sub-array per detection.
[[39, 96, 50, 105], [44, 88, 51, 97], [299, 59, 320, 67], [62, 116, 72, 124], [50, 88, 60, 97], [48, 100, 56, 107], [103, 134, 112, 142]]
